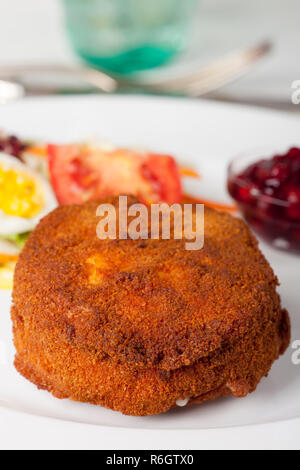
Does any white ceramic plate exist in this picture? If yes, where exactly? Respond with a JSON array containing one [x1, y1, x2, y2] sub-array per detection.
[[0, 95, 299, 450]]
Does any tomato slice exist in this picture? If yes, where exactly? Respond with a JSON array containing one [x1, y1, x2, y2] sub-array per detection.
[[47, 144, 182, 205], [141, 154, 182, 204]]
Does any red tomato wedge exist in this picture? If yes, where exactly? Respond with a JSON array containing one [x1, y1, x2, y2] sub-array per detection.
[[47, 144, 182, 205]]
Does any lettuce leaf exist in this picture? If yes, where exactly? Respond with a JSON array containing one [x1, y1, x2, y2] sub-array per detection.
[[0, 232, 30, 249]]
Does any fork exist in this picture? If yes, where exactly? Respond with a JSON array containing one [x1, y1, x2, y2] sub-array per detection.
[[0, 41, 271, 101]]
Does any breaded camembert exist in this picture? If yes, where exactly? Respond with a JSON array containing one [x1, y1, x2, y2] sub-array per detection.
[[11, 197, 290, 416]]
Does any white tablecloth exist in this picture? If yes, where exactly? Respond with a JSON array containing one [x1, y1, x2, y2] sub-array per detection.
[[0, 0, 299, 103]]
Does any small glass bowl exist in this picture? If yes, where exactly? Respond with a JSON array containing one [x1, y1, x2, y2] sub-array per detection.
[[227, 148, 300, 254]]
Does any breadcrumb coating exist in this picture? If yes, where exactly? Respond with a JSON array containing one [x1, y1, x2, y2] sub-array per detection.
[[11, 197, 290, 416]]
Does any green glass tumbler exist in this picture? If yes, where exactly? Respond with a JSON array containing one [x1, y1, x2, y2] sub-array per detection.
[[62, 0, 198, 74]]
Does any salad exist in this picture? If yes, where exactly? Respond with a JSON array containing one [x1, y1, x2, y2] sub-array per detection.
[[0, 134, 57, 289], [0, 133, 184, 289], [0, 131, 235, 290]]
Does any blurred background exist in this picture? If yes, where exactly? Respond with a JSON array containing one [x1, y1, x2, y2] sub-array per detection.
[[0, 0, 299, 106]]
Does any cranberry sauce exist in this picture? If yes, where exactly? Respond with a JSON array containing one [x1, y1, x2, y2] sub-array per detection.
[[228, 148, 300, 253]]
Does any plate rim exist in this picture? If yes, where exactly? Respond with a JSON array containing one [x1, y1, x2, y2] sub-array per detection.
[[1, 94, 299, 447]]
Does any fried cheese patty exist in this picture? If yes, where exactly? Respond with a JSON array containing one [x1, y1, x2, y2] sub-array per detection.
[[11, 197, 290, 416]]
